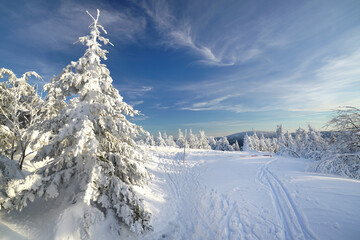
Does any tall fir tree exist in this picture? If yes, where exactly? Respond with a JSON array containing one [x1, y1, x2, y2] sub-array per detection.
[[1, 10, 151, 234]]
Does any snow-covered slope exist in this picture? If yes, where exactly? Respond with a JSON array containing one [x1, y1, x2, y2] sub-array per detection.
[[140, 147, 360, 240], [1, 147, 360, 239]]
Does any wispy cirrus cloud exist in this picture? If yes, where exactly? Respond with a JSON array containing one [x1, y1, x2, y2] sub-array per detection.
[[138, 0, 233, 66], [175, 46, 360, 113], [117, 84, 153, 100], [137, 0, 350, 67]]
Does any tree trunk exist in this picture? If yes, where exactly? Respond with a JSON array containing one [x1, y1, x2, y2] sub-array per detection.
[[18, 148, 26, 170], [10, 139, 15, 160]]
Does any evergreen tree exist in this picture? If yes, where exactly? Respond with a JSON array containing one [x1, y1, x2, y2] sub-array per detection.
[[232, 140, 240, 151], [242, 133, 251, 151], [176, 129, 186, 148], [145, 134, 155, 146], [304, 125, 326, 160], [165, 134, 177, 147], [156, 131, 166, 146], [208, 136, 217, 150], [215, 137, 232, 151], [187, 129, 199, 149], [198, 131, 211, 149], [259, 134, 268, 152], [1, 10, 151, 234], [251, 132, 260, 151]]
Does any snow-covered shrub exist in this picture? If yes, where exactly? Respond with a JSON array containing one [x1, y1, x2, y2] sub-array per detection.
[[314, 107, 360, 179], [0, 68, 43, 168], [0, 10, 151, 235], [314, 154, 360, 179]]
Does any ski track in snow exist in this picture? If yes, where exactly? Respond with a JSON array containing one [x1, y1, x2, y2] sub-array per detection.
[[159, 153, 245, 239], [257, 158, 318, 240], [146, 150, 278, 240]]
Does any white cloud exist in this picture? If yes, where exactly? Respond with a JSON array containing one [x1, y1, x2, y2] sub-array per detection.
[[175, 47, 360, 113], [152, 103, 169, 110], [129, 100, 144, 106], [118, 84, 153, 100], [139, 0, 234, 66]]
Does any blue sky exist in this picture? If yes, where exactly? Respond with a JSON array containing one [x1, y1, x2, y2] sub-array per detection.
[[1, 0, 360, 136]]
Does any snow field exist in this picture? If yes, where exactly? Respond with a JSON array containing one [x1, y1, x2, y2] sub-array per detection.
[[1, 146, 360, 239], [139, 147, 360, 240]]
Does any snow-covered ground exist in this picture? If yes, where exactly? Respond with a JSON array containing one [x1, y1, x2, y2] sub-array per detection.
[[1, 147, 360, 239], [139, 147, 360, 240]]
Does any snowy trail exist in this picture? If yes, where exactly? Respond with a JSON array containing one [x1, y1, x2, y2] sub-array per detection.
[[143, 149, 280, 240], [257, 158, 318, 240], [141, 147, 360, 240]]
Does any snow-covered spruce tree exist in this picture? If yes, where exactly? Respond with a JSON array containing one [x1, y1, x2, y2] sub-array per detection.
[[187, 129, 199, 149], [215, 137, 233, 151], [304, 125, 326, 160], [259, 134, 268, 152], [198, 131, 211, 149], [165, 134, 177, 147], [251, 132, 260, 151], [162, 131, 168, 142], [232, 140, 240, 151], [1, 10, 151, 234], [176, 129, 186, 148], [156, 131, 166, 147], [0, 68, 42, 168], [208, 136, 217, 150], [145, 134, 155, 146], [242, 133, 251, 151]]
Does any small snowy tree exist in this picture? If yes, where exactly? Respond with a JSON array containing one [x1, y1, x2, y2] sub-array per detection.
[[304, 125, 326, 160], [259, 134, 268, 152], [176, 129, 186, 148], [1, 10, 151, 234], [145, 134, 155, 146], [187, 129, 199, 149], [156, 131, 166, 147], [242, 133, 251, 151], [278, 131, 297, 156], [165, 134, 177, 147], [198, 131, 211, 149], [251, 132, 260, 151], [0, 68, 42, 169], [208, 136, 217, 150], [232, 140, 240, 151], [215, 137, 233, 151]]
